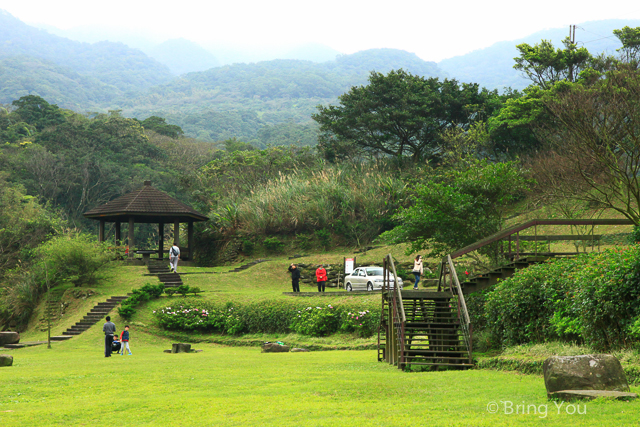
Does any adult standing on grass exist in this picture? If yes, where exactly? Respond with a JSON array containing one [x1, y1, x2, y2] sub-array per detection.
[[103, 316, 116, 357], [169, 242, 180, 273], [288, 264, 301, 292], [316, 264, 327, 293], [412, 255, 430, 290]]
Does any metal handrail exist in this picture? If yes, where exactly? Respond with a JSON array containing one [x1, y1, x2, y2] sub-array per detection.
[[444, 255, 473, 362]]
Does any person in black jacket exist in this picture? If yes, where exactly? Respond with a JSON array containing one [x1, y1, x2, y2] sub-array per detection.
[[288, 264, 301, 292]]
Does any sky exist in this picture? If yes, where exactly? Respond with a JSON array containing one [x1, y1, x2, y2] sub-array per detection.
[[1, 0, 640, 62]]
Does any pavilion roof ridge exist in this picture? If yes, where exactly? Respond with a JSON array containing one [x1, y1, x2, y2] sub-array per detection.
[[83, 181, 208, 223]]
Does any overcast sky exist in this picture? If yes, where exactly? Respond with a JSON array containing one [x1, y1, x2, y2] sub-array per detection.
[[2, 0, 640, 62]]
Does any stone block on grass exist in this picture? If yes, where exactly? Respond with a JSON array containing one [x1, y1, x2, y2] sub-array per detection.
[[543, 354, 630, 397], [0, 354, 13, 367], [290, 348, 309, 352], [262, 343, 290, 353], [171, 343, 191, 353], [0, 332, 20, 346]]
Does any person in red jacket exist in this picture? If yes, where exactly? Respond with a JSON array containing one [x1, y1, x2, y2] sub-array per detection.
[[316, 265, 327, 292]]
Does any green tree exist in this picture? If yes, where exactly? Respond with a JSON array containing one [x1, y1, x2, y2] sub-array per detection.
[[12, 95, 66, 131], [613, 26, 640, 67], [141, 116, 184, 138], [313, 70, 497, 162], [513, 38, 592, 89], [380, 160, 530, 260]]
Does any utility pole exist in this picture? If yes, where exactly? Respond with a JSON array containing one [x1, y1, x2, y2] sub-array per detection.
[[569, 25, 576, 44]]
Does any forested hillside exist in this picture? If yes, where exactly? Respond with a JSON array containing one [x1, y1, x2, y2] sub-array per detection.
[[0, 9, 173, 106], [120, 49, 446, 144], [439, 19, 640, 90]]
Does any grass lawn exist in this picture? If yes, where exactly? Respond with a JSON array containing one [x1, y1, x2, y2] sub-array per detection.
[[1, 329, 639, 426]]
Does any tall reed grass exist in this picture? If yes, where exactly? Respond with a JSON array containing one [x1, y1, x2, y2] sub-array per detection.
[[213, 163, 406, 245]]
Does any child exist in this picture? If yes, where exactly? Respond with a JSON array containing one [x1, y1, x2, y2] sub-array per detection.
[[112, 335, 121, 354], [119, 325, 132, 355]]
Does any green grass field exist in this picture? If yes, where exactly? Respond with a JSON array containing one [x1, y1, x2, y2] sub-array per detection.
[[2, 332, 639, 426], [4, 244, 640, 426]]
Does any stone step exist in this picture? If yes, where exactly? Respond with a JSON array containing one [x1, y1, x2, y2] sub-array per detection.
[[62, 331, 82, 336], [50, 335, 73, 341]]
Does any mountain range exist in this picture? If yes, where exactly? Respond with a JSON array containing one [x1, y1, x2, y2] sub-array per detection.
[[2, 9, 639, 144]]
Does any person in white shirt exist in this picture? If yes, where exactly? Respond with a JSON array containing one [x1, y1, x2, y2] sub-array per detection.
[[169, 242, 181, 273]]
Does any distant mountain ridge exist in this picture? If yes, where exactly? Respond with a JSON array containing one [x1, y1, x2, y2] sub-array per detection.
[[438, 19, 640, 90], [0, 9, 173, 107]]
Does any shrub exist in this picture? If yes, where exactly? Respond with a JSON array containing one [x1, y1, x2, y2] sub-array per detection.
[[190, 287, 202, 296], [176, 285, 190, 297], [35, 233, 111, 287], [153, 299, 380, 337], [479, 246, 640, 351], [118, 283, 164, 320], [263, 237, 285, 253], [315, 229, 332, 250], [290, 305, 339, 337], [339, 309, 377, 338], [164, 288, 176, 297]]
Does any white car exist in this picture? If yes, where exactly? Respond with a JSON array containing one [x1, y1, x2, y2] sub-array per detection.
[[344, 266, 403, 291]]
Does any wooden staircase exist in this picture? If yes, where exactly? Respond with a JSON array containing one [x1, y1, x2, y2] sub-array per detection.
[[460, 256, 549, 294], [62, 296, 129, 336], [379, 256, 473, 371], [148, 261, 184, 288]]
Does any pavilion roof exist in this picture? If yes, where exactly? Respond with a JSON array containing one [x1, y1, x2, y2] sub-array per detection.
[[83, 181, 208, 223]]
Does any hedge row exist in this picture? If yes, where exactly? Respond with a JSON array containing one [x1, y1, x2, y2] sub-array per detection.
[[469, 246, 640, 351], [153, 298, 381, 337]]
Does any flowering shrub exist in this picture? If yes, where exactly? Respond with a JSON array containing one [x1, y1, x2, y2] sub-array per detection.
[[339, 310, 376, 337], [290, 305, 339, 337], [153, 298, 380, 337]]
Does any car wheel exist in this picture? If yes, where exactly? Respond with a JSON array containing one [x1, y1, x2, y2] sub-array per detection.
[[367, 282, 373, 291], [346, 283, 352, 292]]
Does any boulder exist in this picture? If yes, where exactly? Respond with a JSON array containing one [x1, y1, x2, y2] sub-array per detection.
[[0, 354, 13, 367], [543, 354, 630, 396], [290, 348, 309, 352], [171, 343, 192, 353], [0, 332, 20, 346], [261, 343, 290, 353]]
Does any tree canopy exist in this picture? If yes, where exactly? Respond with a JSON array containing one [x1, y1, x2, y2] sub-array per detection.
[[313, 70, 501, 162]]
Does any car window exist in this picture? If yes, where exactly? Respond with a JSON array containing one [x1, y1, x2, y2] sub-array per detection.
[[351, 269, 359, 276], [359, 270, 366, 277], [366, 268, 383, 276]]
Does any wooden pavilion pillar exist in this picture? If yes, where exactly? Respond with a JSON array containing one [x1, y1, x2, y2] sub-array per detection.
[[128, 217, 135, 258], [173, 220, 180, 246], [188, 221, 194, 261], [98, 220, 105, 242], [115, 221, 121, 245], [158, 222, 164, 260]]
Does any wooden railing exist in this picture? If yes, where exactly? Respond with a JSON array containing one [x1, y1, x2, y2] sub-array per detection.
[[383, 254, 406, 369], [450, 218, 633, 260], [442, 255, 472, 363]]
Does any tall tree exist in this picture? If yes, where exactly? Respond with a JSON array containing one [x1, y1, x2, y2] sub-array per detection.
[[313, 70, 497, 162], [513, 38, 592, 89]]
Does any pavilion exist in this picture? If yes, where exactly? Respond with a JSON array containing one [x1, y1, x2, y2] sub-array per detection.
[[83, 181, 208, 260]]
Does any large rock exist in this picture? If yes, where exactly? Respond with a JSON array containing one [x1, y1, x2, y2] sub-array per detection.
[[543, 354, 630, 396], [0, 354, 13, 367], [0, 332, 19, 346], [171, 343, 192, 353], [261, 343, 290, 353]]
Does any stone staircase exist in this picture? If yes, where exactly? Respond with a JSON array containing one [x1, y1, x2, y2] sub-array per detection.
[[226, 259, 268, 273], [148, 261, 183, 288], [62, 296, 129, 336]]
